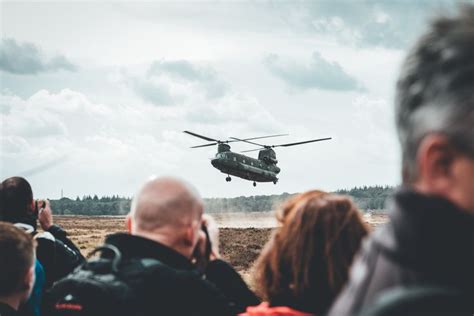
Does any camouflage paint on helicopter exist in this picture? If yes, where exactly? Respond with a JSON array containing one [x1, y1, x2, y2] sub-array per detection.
[[184, 131, 331, 187]]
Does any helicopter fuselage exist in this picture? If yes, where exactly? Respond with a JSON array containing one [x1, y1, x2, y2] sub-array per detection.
[[211, 150, 280, 183]]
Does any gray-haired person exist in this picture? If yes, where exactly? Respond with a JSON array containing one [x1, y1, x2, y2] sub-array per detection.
[[328, 6, 474, 316]]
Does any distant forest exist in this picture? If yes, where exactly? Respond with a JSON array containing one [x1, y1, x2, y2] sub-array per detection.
[[50, 185, 395, 216]]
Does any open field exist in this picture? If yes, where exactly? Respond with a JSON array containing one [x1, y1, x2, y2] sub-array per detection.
[[55, 212, 388, 276]]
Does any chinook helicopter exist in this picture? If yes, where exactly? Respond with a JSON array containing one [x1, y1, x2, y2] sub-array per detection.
[[184, 131, 331, 187]]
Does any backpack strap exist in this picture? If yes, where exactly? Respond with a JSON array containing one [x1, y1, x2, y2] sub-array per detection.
[[87, 244, 122, 273]]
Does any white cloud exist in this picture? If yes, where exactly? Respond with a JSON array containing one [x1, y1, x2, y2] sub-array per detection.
[[278, 1, 456, 49], [0, 38, 76, 74], [264, 52, 363, 92], [121, 60, 230, 106]]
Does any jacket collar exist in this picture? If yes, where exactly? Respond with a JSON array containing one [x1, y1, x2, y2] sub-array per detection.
[[375, 188, 474, 284], [104, 233, 194, 271], [0, 302, 17, 315], [13, 223, 35, 234]]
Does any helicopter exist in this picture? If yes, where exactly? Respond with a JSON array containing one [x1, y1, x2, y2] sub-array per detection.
[[184, 131, 331, 187]]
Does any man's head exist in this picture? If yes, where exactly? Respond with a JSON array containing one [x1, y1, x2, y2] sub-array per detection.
[[127, 177, 203, 259], [396, 6, 474, 213], [0, 222, 36, 309], [0, 177, 35, 226]]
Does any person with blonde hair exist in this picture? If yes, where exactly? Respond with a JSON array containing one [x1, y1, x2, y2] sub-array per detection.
[[242, 190, 369, 316]]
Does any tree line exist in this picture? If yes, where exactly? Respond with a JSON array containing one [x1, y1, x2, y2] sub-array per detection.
[[50, 185, 395, 216]]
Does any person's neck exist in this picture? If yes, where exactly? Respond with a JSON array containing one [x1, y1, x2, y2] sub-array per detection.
[[0, 295, 21, 311]]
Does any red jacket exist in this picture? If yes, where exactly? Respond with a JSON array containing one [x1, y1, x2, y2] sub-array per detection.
[[240, 303, 314, 316]]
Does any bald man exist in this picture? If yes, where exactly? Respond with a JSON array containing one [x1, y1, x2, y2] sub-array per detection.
[[101, 177, 258, 315]]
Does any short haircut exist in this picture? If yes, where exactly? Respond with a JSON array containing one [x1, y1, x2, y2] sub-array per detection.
[[0, 177, 33, 222], [396, 5, 474, 182], [0, 222, 35, 296]]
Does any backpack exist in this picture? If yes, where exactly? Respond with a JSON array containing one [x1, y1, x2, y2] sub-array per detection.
[[45, 244, 162, 316]]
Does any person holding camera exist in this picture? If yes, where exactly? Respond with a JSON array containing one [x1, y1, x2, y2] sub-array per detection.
[[48, 176, 258, 316], [0, 177, 85, 290]]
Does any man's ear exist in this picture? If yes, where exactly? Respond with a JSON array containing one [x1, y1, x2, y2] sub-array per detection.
[[126, 214, 132, 233], [22, 264, 35, 294], [184, 225, 195, 247], [416, 134, 457, 194]]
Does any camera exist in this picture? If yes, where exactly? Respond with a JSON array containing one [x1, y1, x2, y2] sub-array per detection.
[[34, 199, 46, 215], [191, 223, 213, 272], [201, 224, 212, 261]]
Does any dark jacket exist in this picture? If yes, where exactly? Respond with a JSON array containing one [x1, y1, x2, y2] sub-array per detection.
[[328, 189, 474, 316], [15, 223, 85, 288], [0, 303, 18, 316], [36, 225, 85, 288], [103, 233, 259, 315]]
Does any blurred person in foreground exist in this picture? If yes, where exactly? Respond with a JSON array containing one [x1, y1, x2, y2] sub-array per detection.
[[241, 190, 369, 316], [49, 176, 258, 316], [0, 222, 36, 316], [0, 177, 84, 289], [328, 6, 474, 316]]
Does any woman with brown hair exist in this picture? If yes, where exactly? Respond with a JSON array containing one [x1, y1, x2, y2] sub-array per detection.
[[242, 190, 369, 316]]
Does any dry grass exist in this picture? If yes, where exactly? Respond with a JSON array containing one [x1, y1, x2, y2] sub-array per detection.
[[55, 213, 388, 278]]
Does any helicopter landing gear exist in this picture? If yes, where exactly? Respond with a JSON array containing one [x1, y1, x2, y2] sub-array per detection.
[[253, 181, 256, 187], [226, 176, 231, 182], [273, 180, 277, 185]]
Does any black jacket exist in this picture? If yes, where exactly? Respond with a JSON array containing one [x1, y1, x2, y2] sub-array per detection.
[[328, 189, 474, 316], [31, 224, 84, 288], [0, 303, 18, 316], [103, 233, 259, 315]]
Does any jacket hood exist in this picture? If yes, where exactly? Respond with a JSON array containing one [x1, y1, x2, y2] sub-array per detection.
[[240, 303, 314, 316]]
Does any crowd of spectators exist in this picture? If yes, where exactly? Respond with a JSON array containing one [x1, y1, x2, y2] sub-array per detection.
[[1, 6, 474, 316]]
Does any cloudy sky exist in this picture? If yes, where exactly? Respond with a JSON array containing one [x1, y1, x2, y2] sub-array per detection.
[[0, 1, 462, 199]]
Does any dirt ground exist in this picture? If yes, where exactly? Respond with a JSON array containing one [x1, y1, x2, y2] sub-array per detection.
[[55, 212, 388, 279]]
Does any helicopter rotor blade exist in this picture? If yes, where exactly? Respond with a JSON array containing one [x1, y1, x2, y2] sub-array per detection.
[[190, 143, 219, 148], [229, 137, 266, 147], [273, 137, 332, 148], [240, 148, 262, 153], [239, 133, 289, 142], [183, 131, 218, 142], [185, 131, 289, 148]]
